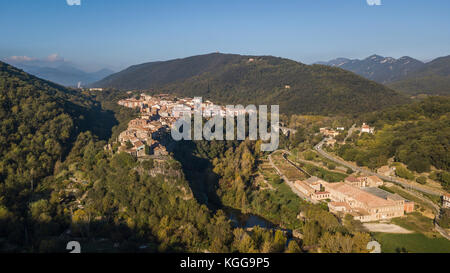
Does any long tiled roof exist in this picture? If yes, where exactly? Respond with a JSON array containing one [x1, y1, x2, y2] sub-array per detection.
[[327, 182, 396, 208]]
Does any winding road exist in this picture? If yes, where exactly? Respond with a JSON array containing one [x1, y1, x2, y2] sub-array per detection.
[[314, 139, 442, 196]]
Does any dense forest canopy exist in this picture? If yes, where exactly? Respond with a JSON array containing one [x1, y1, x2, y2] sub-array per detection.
[[335, 96, 450, 190], [0, 62, 120, 250]]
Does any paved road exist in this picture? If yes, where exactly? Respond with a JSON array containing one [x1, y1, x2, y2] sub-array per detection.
[[314, 139, 442, 196]]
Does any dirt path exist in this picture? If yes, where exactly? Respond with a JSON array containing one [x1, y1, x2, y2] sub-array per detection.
[[363, 223, 413, 234]]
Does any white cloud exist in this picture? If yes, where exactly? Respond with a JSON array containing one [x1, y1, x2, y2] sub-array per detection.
[[66, 0, 81, 6], [7, 56, 36, 62], [367, 0, 382, 6], [5, 54, 65, 64], [46, 53, 63, 62]]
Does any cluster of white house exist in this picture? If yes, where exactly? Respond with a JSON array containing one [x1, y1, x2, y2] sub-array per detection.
[[116, 94, 192, 157], [294, 175, 415, 222], [118, 94, 256, 120], [443, 193, 450, 209], [361, 123, 375, 134], [116, 93, 259, 157], [319, 127, 343, 147], [117, 117, 168, 157], [319, 123, 375, 147]]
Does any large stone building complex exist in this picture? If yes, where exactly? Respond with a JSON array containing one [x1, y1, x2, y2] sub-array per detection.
[[325, 182, 407, 222], [294, 175, 414, 222]]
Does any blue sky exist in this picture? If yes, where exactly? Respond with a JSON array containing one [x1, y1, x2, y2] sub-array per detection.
[[1, 0, 449, 71]]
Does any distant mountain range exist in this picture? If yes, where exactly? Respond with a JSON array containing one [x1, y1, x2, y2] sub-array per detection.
[[93, 53, 409, 115], [3, 57, 114, 87], [317, 54, 450, 95], [388, 55, 450, 95], [316, 55, 425, 84]]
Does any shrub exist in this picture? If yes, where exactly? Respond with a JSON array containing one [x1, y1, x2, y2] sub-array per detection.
[[416, 176, 427, 185], [395, 166, 415, 181], [303, 151, 316, 161], [407, 159, 430, 173], [272, 176, 283, 184], [141, 159, 154, 169]]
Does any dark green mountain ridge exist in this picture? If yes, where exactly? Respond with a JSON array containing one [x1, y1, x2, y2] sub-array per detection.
[[94, 53, 409, 115]]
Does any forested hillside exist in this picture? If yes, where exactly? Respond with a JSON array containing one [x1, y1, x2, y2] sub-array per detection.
[[0, 63, 306, 253], [94, 53, 409, 115], [0, 61, 114, 210], [335, 96, 450, 191], [0, 62, 120, 250], [172, 139, 372, 253], [95, 53, 244, 89]]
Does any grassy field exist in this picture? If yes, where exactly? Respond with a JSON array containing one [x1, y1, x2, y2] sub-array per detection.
[[372, 212, 450, 253], [297, 160, 347, 182], [289, 151, 349, 182], [373, 233, 450, 253], [391, 212, 435, 234]]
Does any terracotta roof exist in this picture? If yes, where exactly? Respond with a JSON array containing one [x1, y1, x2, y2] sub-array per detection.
[[329, 202, 347, 207], [327, 182, 396, 208], [328, 202, 352, 211], [367, 176, 383, 183], [345, 176, 360, 182], [134, 141, 145, 148]]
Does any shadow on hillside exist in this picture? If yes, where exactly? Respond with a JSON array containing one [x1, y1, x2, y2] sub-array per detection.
[[0, 218, 168, 253], [171, 140, 224, 211]]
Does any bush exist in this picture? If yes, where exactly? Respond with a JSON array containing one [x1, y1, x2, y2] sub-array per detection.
[[429, 171, 439, 181], [346, 168, 354, 174], [327, 163, 336, 170], [438, 209, 450, 229], [303, 151, 316, 161], [141, 159, 154, 169], [395, 166, 415, 181], [407, 159, 430, 173], [272, 176, 283, 184], [416, 176, 427, 185]]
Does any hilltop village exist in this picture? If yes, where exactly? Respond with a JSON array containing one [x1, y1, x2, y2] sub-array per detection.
[[114, 93, 254, 157], [115, 95, 416, 223]]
